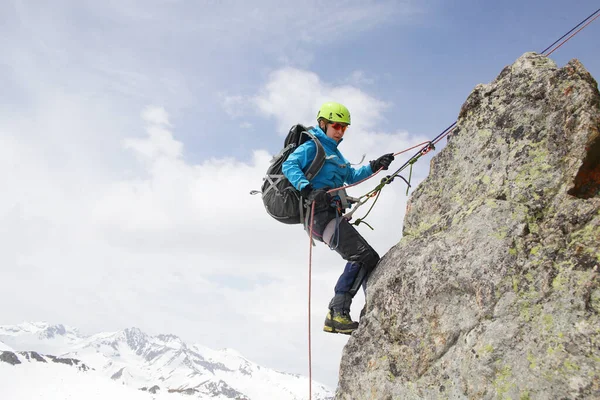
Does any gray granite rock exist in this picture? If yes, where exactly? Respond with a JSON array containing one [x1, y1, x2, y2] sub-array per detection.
[[337, 52, 600, 400]]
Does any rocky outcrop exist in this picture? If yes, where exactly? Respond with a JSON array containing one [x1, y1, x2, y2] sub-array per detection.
[[337, 53, 600, 399], [39, 324, 67, 339], [200, 380, 249, 399], [19, 351, 47, 363], [0, 351, 21, 365], [0, 351, 90, 371], [45, 354, 90, 371], [110, 366, 126, 380], [140, 385, 161, 394]]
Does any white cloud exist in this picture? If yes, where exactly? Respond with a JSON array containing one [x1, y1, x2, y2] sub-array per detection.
[[0, 0, 432, 389], [123, 107, 191, 170], [253, 67, 390, 134], [84, 71, 431, 385], [0, 71, 434, 386], [220, 95, 252, 119], [346, 70, 376, 86], [141, 106, 171, 127]]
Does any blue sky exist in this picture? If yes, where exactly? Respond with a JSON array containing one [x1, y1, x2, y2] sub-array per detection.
[[1, 0, 599, 391]]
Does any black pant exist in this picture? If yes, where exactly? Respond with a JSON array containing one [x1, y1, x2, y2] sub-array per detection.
[[307, 207, 380, 306]]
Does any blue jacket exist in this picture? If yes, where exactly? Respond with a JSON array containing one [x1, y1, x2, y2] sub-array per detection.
[[282, 126, 374, 191]]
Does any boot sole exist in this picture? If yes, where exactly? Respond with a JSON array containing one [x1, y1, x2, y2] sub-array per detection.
[[323, 325, 354, 335]]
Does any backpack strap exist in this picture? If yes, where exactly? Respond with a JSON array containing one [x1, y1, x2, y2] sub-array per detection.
[[303, 130, 326, 181], [299, 129, 326, 230]]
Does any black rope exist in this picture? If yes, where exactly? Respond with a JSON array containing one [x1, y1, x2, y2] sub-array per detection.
[[383, 8, 599, 188], [352, 7, 600, 230], [540, 8, 600, 55]]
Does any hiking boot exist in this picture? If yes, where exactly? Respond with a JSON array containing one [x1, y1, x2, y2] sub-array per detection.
[[323, 310, 358, 335]]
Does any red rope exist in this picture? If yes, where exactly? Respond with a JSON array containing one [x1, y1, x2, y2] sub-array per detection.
[[394, 140, 432, 157], [307, 202, 315, 400], [433, 129, 453, 146], [325, 140, 433, 195], [544, 13, 600, 56]]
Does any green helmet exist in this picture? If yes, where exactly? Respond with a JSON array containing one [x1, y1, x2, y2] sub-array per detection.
[[316, 102, 351, 125]]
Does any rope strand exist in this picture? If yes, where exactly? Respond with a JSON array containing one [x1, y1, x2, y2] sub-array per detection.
[[544, 11, 600, 56], [541, 8, 600, 55], [307, 202, 315, 400]]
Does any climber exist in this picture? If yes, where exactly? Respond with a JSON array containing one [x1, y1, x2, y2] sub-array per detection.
[[282, 101, 394, 334]]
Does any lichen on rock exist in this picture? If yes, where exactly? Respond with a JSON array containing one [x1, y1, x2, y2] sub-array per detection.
[[337, 52, 600, 400]]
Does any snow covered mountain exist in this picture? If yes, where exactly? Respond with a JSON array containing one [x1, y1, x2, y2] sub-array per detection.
[[0, 340, 13, 352], [0, 322, 333, 400]]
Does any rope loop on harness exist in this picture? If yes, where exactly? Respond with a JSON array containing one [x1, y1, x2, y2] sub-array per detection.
[[353, 218, 374, 230], [350, 189, 382, 229]]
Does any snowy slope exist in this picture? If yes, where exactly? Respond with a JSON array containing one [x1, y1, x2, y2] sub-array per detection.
[[0, 341, 13, 351], [0, 322, 333, 400], [0, 322, 82, 354], [0, 357, 175, 400]]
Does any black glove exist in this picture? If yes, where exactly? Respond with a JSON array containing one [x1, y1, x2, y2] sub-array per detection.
[[309, 189, 331, 209], [299, 184, 313, 199], [300, 184, 331, 210], [370, 153, 395, 171]]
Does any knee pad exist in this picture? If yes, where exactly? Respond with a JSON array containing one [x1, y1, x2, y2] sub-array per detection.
[[348, 253, 381, 296], [353, 248, 379, 275]]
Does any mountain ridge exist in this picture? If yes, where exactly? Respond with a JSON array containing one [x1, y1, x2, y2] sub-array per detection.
[[0, 321, 333, 400]]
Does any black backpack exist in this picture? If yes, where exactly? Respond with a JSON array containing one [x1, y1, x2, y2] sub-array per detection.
[[255, 124, 326, 224]]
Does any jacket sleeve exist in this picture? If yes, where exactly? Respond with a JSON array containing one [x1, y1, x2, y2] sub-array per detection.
[[345, 164, 374, 185], [282, 141, 318, 190]]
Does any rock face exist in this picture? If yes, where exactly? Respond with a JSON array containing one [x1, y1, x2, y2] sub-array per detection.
[[0, 351, 90, 371], [337, 53, 600, 399]]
